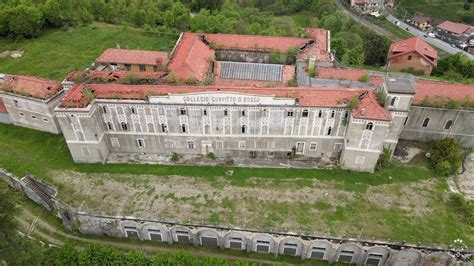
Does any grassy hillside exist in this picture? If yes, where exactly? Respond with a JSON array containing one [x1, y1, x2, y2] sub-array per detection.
[[395, 0, 470, 23], [0, 23, 177, 81]]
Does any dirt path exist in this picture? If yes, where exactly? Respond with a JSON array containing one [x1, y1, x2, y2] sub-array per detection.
[[16, 207, 290, 265]]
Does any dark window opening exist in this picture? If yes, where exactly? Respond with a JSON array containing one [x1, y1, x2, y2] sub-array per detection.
[[444, 120, 453, 130], [422, 118, 430, 128], [302, 110, 309, 117], [121, 122, 128, 131], [366, 122, 374, 130]]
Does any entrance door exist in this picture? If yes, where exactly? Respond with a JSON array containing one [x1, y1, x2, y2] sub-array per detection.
[[201, 141, 213, 155], [296, 142, 305, 155]]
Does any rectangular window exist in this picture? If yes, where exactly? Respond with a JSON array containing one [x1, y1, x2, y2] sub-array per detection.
[[309, 142, 317, 150], [203, 109, 208, 116], [153, 65, 158, 72], [124, 64, 131, 71], [287, 111, 294, 117], [136, 138, 145, 148], [139, 64, 146, 71], [180, 108, 186, 115], [215, 141, 223, 150], [334, 143, 342, 151], [355, 156, 365, 165], [165, 140, 174, 148], [111, 138, 120, 147], [238, 141, 246, 149], [187, 141, 194, 149], [241, 110, 246, 116], [81, 146, 90, 156]]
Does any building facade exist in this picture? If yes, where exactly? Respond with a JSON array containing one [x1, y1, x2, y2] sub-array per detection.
[[387, 37, 437, 75]]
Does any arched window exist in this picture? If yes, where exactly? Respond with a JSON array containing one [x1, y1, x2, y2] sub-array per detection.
[[161, 123, 167, 133], [361, 138, 370, 149], [121, 122, 128, 131], [75, 131, 84, 141], [318, 110, 322, 118], [331, 110, 335, 118], [241, 125, 246, 134], [302, 110, 309, 117], [241, 110, 246, 117], [344, 111, 348, 118], [366, 122, 374, 130], [421, 118, 430, 128], [390, 97, 398, 106], [444, 120, 453, 130], [134, 123, 141, 132], [327, 126, 332, 135], [102, 106, 107, 113], [130, 107, 136, 114], [147, 123, 154, 133], [224, 109, 228, 116], [181, 124, 187, 133], [261, 125, 268, 135], [204, 125, 210, 134], [107, 122, 113, 130], [262, 109, 267, 116]]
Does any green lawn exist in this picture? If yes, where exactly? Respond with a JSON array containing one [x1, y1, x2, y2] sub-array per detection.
[[394, 0, 467, 23], [0, 23, 178, 81]]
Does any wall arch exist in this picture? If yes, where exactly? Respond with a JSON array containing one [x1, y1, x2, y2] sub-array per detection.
[[278, 237, 304, 257], [170, 226, 194, 245], [197, 228, 221, 248], [364, 246, 391, 265], [335, 243, 363, 264], [251, 234, 277, 254], [140, 222, 170, 242], [223, 231, 248, 250], [306, 240, 336, 262], [119, 220, 141, 239]]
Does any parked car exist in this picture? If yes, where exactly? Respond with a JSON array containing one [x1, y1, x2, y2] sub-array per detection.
[[428, 32, 435, 38]]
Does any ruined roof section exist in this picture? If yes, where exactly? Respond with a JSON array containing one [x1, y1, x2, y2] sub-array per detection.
[[414, 80, 474, 104], [299, 28, 331, 62], [1, 75, 62, 100], [59, 84, 390, 121], [388, 36, 438, 66], [96, 48, 168, 65], [167, 32, 215, 81], [316, 67, 368, 81], [203, 33, 310, 52]]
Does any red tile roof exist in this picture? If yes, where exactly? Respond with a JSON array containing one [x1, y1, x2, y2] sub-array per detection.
[[90, 70, 165, 81], [316, 67, 368, 81], [168, 33, 215, 81], [414, 80, 474, 104], [204, 33, 310, 52], [436, 21, 474, 35], [0, 99, 7, 113], [59, 84, 390, 121], [299, 28, 331, 62], [96, 48, 168, 66], [1, 75, 62, 100], [388, 37, 438, 66]]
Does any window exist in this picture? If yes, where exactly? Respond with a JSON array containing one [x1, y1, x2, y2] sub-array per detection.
[[43, 118, 49, 122], [318, 110, 322, 118], [102, 106, 107, 113], [81, 147, 90, 156], [366, 122, 374, 130], [421, 117, 430, 128], [390, 96, 398, 106], [31, 115, 37, 119], [187, 141, 194, 149], [327, 126, 332, 135], [309, 142, 317, 150], [224, 109, 228, 116], [302, 110, 309, 117], [268, 151, 274, 157], [180, 108, 186, 115], [344, 111, 349, 118], [444, 120, 453, 130], [107, 122, 113, 130], [111, 138, 120, 147], [360, 138, 370, 149], [136, 139, 145, 148], [19, 112, 24, 116], [13, 100, 18, 107], [241, 125, 246, 134], [121, 122, 128, 131], [334, 143, 343, 151], [403, 116, 409, 125], [203, 109, 208, 116], [139, 64, 146, 72], [147, 123, 154, 133], [355, 156, 365, 165], [161, 123, 167, 133], [181, 124, 187, 133], [287, 111, 294, 117], [204, 125, 210, 134], [238, 141, 246, 149], [262, 109, 267, 116], [124, 64, 131, 71], [241, 110, 246, 116], [408, 55, 412, 60], [261, 125, 268, 135], [331, 110, 335, 118]]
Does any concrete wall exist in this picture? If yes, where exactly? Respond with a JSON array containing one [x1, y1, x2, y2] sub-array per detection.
[[400, 106, 474, 148], [387, 52, 433, 75], [0, 113, 11, 124], [0, 91, 64, 134]]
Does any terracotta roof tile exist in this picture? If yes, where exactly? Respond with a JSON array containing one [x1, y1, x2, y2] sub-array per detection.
[[0, 99, 7, 113], [436, 21, 473, 35], [204, 33, 310, 52], [388, 36, 438, 66], [96, 48, 168, 66], [168, 33, 215, 81], [316, 67, 368, 81], [1, 75, 62, 100], [414, 80, 474, 104], [59, 84, 390, 121]]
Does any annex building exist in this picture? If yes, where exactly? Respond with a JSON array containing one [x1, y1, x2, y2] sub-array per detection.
[[1, 28, 474, 173]]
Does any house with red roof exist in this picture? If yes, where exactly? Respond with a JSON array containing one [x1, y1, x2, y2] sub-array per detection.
[[0, 74, 64, 133], [387, 36, 438, 75], [435, 21, 474, 47], [96, 48, 168, 72]]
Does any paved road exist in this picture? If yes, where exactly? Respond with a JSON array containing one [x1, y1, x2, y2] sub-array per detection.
[[386, 15, 474, 59]]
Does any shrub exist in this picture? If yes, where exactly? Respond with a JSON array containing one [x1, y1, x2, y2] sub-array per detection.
[[400, 67, 425, 76], [203, 74, 212, 86], [347, 96, 359, 110], [83, 88, 95, 102], [358, 74, 369, 82], [376, 147, 391, 171], [272, 50, 281, 64], [170, 152, 180, 162], [184, 78, 198, 85], [286, 79, 298, 87], [376, 91, 386, 106], [448, 193, 473, 226], [307, 67, 316, 77], [207, 152, 216, 160], [428, 138, 464, 176]]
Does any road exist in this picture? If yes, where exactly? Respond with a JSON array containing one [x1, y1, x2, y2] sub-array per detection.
[[386, 15, 474, 59]]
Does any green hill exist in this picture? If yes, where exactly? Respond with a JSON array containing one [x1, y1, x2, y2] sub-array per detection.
[[394, 0, 473, 24]]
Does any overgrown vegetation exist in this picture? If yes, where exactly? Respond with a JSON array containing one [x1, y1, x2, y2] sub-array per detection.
[[375, 148, 392, 171], [394, 0, 474, 24], [428, 138, 465, 176], [376, 91, 387, 106], [418, 96, 474, 110], [432, 53, 474, 84], [447, 193, 474, 227]]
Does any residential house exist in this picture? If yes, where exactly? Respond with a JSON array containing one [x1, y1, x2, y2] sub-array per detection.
[[95, 48, 168, 72], [435, 21, 474, 47], [387, 36, 438, 75], [410, 12, 432, 31]]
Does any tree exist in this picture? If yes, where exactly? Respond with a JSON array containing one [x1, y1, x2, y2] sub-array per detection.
[[163, 2, 191, 32], [364, 33, 389, 66], [342, 45, 365, 66], [432, 53, 474, 81], [5, 5, 44, 38], [331, 37, 348, 61], [429, 138, 464, 176]]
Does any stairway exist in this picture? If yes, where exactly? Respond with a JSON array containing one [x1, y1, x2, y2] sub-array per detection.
[[21, 176, 56, 211]]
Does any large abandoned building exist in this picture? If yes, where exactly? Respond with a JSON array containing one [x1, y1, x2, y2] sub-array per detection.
[[1, 29, 473, 173]]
